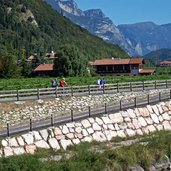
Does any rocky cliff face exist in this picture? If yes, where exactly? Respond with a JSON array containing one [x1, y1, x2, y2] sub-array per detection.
[[45, 0, 171, 56], [44, 0, 133, 55]]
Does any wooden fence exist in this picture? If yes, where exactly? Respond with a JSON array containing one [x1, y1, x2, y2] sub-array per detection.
[[0, 79, 171, 102]]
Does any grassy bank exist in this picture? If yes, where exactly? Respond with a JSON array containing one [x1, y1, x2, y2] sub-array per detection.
[[1, 74, 171, 90], [0, 131, 171, 171]]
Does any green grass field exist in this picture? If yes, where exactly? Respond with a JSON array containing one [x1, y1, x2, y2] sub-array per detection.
[[1, 74, 171, 90], [1, 67, 171, 90]]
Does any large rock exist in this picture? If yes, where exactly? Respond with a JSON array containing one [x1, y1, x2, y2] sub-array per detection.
[[40, 129, 48, 141], [4, 147, 13, 157], [72, 138, 80, 145], [22, 133, 34, 145], [87, 128, 94, 134], [109, 113, 123, 123], [66, 133, 74, 139], [101, 116, 112, 124], [145, 117, 153, 125], [25, 145, 37, 154], [152, 105, 159, 115], [117, 130, 126, 137], [150, 114, 159, 124], [82, 129, 88, 137], [75, 127, 82, 133], [92, 123, 101, 131], [163, 121, 171, 130], [156, 125, 163, 131], [92, 132, 106, 142], [56, 134, 65, 140], [13, 147, 25, 155], [127, 109, 136, 118], [138, 117, 147, 127], [147, 125, 156, 133], [95, 118, 103, 125], [126, 129, 135, 137], [146, 105, 153, 114], [81, 119, 91, 128], [108, 124, 115, 130], [35, 140, 50, 149], [162, 113, 170, 120], [48, 138, 60, 149], [60, 140, 73, 150], [8, 137, 19, 147], [82, 136, 93, 142], [17, 137, 25, 146], [61, 125, 69, 134], [33, 131, 42, 141], [2, 139, 8, 147], [54, 127, 62, 136]]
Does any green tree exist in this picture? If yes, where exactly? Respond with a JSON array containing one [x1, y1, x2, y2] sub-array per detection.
[[0, 53, 20, 78], [54, 44, 88, 77]]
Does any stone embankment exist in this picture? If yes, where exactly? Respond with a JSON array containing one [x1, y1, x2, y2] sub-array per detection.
[[0, 89, 168, 127], [1, 100, 171, 162]]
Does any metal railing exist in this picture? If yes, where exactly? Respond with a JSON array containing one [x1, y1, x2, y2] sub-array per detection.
[[0, 79, 171, 102], [0, 89, 171, 138]]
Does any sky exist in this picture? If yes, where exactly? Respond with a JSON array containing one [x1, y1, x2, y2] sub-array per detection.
[[74, 0, 171, 25]]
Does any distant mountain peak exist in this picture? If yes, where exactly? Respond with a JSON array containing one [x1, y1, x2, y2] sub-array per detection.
[[84, 9, 105, 19]]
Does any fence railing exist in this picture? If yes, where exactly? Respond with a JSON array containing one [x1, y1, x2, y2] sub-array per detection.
[[0, 89, 171, 137], [0, 79, 171, 102]]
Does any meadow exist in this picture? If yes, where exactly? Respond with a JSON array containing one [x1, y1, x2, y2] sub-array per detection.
[[1, 74, 171, 90]]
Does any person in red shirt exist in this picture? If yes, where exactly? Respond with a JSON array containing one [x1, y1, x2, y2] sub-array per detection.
[[59, 78, 67, 94]]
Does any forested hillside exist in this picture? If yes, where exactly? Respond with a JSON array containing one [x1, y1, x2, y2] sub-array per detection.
[[0, 0, 128, 60]]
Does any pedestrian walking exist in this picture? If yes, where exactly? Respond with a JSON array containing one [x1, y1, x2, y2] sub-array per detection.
[[59, 77, 67, 94]]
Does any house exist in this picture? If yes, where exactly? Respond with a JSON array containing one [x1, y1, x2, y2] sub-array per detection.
[[91, 57, 155, 76], [25, 55, 37, 62], [34, 64, 55, 76], [160, 61, 171, 67], [45, 51, 57, 60]]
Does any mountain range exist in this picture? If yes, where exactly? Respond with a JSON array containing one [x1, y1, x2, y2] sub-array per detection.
[[0, 0, 127, 60], [45, 0, 171, 56]]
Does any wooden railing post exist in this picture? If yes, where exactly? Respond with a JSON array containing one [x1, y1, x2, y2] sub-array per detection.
[[51, 114, 54, 126], [105, 103, 107, 114], [117, 83, 119, 93], [143, 81, 145, 91], [134, 97, 137, 108], [7, 123, 10, 137], [30, 118, 32, 131], [159, 92, 161, 102], [147, 94, 150, 105], [166, 80, 168, 88], [17, 90, 19, 101], [103, 84, 105, 94], [155, 81, 157, 89], [37, 88, 40, 99], [71, 86, 73, 96], [130, 82, 132, 91], [120, 100, 122, 110], [71, 109, 74, 122], [88, 106, 91, 117], [88, 85, 90, 95]]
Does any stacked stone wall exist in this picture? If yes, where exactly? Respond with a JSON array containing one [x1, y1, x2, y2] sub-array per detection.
[[1, 100, 171, 157]]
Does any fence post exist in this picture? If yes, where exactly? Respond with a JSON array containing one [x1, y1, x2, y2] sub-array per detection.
[[143, 81, 145, 91], [88, 106, 91, 117], [134, 97, 137, 108], [88, 85, 90, 95], [155, 81, 157, 89], [117, 83, 119, 93], [17, 90, 19, 101], [51, 114, 54, 126], [130, 82, 132, 91], [103, 84, 105, 94], [170, 90, 171, 99], [159, 92, 161, 102], [71, 86, 73, 96], [55, 88, 58, 98], [166, 80, 168, 88], [30, 118, 32, 131], [105, 103, 107, 114], [147, 94, 150, 105], [120, 100, 122, 110], [37, 88, 40, 99], [71, 109, 74, 122], [7, 123, 10, 137]]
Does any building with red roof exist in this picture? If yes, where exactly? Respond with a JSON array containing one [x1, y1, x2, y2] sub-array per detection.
[[91, 57, 155, 76], [34, 64, 55, 76], [160, 61, 171, 67]]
